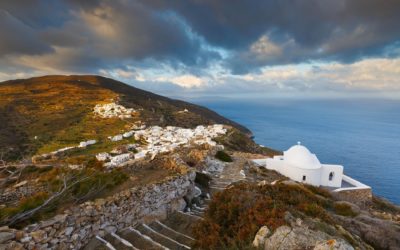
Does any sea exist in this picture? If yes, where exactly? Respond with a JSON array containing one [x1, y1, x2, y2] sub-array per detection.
[[193, 98, 400, 205]]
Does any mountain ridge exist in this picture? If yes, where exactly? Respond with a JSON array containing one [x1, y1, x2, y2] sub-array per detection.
[[0, 75, 253, 160]]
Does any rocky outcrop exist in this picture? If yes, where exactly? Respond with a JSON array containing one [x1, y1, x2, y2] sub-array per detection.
[[333, 213, 400, 250], [252, 226, 271, 248], [0, 171, 196, 249], [263, 225, 353, 250]]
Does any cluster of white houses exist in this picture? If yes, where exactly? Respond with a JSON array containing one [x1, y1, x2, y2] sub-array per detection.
[[253, 142, 371, 196]]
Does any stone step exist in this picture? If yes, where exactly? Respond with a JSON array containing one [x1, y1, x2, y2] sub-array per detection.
[[213, 177, 243, 183], [118, 227, 165, 250], [178, 211, 203, 220], [103, 233, 135, 250], [188, 210, 204, 217], [136, 224, 190, 250], [192, 204, 206, 211], [84, 236, 112, 250], [96, 235, 117, 250], [148, 220, 194, 246], [210, 180, 232, 185], [209, 187, 225, 195], [160, 211, 200, 238]]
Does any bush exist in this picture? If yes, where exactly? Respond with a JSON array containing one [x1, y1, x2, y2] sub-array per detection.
[[0, 192, 49, 223], [215, 150, 233, 162], [70, 169, 128, 200], [303, 184, 332, 199], [1, 166, 129, 227], [192, 182, 332, 249], [334, 203, 358, 217]]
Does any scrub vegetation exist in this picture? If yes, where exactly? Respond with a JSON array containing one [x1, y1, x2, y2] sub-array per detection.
[[0, 161, 128, 228], [192, 182, 339, 249]]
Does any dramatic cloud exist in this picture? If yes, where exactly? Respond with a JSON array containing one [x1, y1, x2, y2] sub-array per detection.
[[0, 0, 399, 97]]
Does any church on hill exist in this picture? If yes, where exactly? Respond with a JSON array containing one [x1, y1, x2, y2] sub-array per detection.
[[253, 142, 371, 198], [262, 142, 343, 187]]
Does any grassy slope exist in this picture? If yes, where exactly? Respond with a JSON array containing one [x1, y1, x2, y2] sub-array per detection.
[[0, 75, 252, 160]]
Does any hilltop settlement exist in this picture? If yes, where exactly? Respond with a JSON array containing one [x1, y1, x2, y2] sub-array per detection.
[[0, 75, 399, 250]]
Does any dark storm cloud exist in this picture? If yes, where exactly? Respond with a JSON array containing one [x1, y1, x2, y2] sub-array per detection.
[[0, 0, 399, 74], [142, 0, 400, 72], [0, 0, 218, 72], [0, 10, 52, 56]]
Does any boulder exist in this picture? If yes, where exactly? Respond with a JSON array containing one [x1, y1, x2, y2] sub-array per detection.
[[264, 225, 353, 250], [252, 226, 271, 248], [30, 230, 46, 243], [0, 232, 15, 244], [314, 239, 354, 250]]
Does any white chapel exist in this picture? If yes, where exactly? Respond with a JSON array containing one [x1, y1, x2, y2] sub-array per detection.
[[258, 142, 343, 187]]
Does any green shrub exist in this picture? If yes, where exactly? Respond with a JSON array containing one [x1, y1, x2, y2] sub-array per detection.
[[70, 169, 128, 200], [0, 192, 49, 222], [334, 203, 358, 217], [1, 166, 129, 227], [215, 150, 233, 162], [303, 184, 332, 199]]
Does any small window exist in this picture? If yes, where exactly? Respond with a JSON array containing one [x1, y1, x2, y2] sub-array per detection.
[[329, 172, 334, 181], [302, 175, 306, 181]]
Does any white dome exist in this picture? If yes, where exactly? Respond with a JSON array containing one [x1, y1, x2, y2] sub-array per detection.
[[284, 144, 321, 169]]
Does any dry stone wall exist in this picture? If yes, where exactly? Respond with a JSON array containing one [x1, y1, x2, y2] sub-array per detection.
[[0, 171, 196, 250], [334, 188, 372, 205]]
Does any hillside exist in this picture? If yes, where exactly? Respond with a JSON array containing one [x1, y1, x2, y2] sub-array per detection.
[[0, 75, 252, 160], [0, 75, 399, 250]]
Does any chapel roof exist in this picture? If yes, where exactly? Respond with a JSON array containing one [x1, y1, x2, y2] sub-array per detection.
[[284, 143, 321, 169]]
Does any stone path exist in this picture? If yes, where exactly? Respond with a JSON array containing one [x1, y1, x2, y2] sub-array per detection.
[[84, 158, 251, 250]]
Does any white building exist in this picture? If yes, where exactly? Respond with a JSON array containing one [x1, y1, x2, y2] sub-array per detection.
[[253, 142, 372, 200]]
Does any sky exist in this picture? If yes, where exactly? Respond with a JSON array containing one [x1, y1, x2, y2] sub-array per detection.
[[0, 0, 400, 99]]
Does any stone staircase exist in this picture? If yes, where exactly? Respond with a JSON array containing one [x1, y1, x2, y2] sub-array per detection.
[[84, 159, 250, 250], [84, 210, 201, 250]]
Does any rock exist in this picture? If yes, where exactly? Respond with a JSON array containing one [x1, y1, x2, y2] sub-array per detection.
[[14, 231, 24, 241], [0, 232, 15, 244], [252, 226, 271, 248], [314, 239, 354, 250], [13, 180, 28, 188], [40, 214, 67, 228], [334, 201, 361, 215], [49, 238, 59, 246], [105, 226, 117, 234], [71, 233, 79, 242], [205, 157, 225, 173], [19, 236, 31, 243], [65, 227, 74, 236], [264, 225, 353, 250], [30, 230, 46, 243], [333, 213, 400, 249], [0, 241, 23, 250], [281, 180, 301, 187], [258, 180, 268, 186], [170, 198, 187, 212]]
